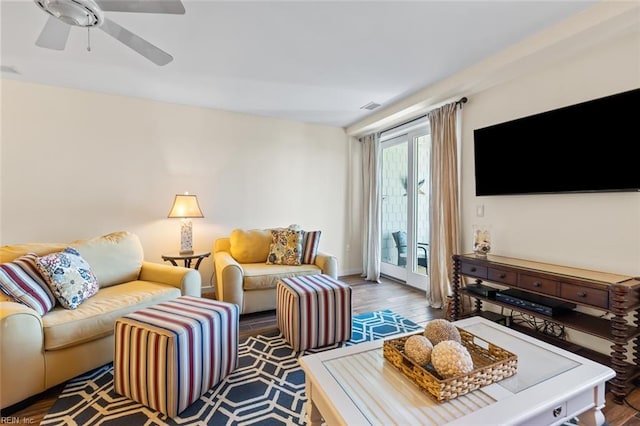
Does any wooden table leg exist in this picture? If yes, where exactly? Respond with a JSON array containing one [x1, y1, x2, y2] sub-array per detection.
[[305, 380, 323, 426]]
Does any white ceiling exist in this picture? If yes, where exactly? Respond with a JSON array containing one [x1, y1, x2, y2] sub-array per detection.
[[0, 0, 602, 128]]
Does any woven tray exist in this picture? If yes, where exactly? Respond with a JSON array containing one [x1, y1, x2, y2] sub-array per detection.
[[383, 327, 517, 402]]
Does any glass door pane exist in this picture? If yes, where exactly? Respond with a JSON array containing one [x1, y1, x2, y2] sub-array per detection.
[[380, 137, 408, 280], [380, 128, 430, 290]]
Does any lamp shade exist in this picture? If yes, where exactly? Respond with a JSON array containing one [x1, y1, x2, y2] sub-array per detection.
[[167, 194, 204, 218]]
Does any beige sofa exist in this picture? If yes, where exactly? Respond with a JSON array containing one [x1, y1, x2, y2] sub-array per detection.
[[0, 231, 201, 410], [214, 228, 337, 314]]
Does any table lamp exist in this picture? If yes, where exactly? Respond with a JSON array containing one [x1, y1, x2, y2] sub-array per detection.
[[168, 193, 204, 255]]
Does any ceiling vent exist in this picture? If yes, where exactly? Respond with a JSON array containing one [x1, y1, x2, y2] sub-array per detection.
[[360, 101, 381, 111]]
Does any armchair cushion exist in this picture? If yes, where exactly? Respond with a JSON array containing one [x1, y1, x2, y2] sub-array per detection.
[[230, 229, 271, 263], [301, 230, 321, 264], [266, 228, 302, 265], [242, 263, 320, 290]]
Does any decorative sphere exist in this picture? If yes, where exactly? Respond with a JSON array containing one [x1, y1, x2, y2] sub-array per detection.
[[404, 335, 433, 366], [431, 340, 474, 378], [424, 319, 461, 345]]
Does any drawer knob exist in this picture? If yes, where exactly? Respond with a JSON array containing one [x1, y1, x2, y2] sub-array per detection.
[[470, 267, 477, 272], [533, 281, 541, 287], [499, 273, 506, 279], [577, 291, 587, 298]]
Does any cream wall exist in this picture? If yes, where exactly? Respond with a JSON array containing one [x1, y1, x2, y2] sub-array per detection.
[[460, 29, 640, 276], [0, 80, 357, 286], [459, 30, 640, 355]]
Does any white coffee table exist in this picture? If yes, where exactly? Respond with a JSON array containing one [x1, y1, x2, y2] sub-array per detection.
[[299, 316, 615, 426]]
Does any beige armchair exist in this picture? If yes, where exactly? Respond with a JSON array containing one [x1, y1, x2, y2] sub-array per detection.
[[213, 228, 337, 314]]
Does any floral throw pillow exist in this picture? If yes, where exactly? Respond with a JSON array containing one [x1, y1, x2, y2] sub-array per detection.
[[0, 253, 56, 315], [266, 229, 302, 266], [36, 247, 99, 310]]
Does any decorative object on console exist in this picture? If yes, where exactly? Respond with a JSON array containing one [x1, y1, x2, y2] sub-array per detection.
[[168, 193, 204, 255], [472, 225, 491, 256]]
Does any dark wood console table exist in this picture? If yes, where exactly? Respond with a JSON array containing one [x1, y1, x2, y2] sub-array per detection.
[[452, 253, 639, 404]]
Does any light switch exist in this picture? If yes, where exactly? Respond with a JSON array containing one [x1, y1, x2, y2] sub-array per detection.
[[476, 205, 484, 217]]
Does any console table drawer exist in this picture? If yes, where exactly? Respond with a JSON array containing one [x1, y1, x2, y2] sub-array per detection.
[[519, 275, 558, 296], [488, 268, 517, 286], [560, 284, 608, 309], [460, 263, 487, 279]]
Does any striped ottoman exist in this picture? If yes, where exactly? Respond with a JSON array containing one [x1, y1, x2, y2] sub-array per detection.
[[277, 274, 352, 351], [114, 296, 239, 417]]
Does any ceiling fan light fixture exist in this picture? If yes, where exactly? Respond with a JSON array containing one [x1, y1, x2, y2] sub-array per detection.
[[35, 0, 103, 27]]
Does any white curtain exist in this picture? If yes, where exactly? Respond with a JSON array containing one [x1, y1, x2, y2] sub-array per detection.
[[360, 133, 381, 282], [427, 102, 462, 308]]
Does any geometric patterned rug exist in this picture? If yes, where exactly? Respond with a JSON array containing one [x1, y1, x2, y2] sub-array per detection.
[[41, 309, 421, 426]]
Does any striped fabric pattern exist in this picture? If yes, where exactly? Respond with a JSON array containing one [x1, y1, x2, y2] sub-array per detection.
[[301, 230, 321, 264], [114, 296, 239, 417], [0, 252, 55, 315], [277, 274, 352, 352]]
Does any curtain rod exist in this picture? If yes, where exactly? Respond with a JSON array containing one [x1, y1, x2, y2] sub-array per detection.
[[378, 96, 468, 136]]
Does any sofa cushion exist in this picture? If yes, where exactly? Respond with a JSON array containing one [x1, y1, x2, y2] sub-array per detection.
[[242, 263, 320, 290], [70, 231, 144, 288], [37, 247, 99, 310], [42, 281, 181, 351], [229, 229, 272, 263], [266, 228, 302, 266], [0, 242, 67, 263], [0, 252, 56, 315]]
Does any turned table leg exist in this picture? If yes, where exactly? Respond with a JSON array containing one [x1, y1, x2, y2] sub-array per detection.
[[609, 285, 632, 404], [452, 257, 461, 320]]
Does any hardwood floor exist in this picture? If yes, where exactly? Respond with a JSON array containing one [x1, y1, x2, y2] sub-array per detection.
[[2, 274, 638, 425]]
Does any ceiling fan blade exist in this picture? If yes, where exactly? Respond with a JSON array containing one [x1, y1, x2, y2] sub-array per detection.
[[35, 16, 71, 50], [99, 18, 173, 66], [95, 0, 185, 14]]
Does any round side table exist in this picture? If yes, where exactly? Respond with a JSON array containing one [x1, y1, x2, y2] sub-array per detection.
[[161, 251, 211, 270]]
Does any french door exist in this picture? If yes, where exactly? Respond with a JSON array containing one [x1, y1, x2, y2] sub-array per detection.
[[380, 123, 430, 290]]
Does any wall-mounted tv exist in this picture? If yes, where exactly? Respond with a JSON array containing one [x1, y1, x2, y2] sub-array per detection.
[[473, 88, 640, 196]]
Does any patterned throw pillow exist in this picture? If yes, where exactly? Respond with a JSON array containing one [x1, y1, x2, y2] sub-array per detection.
[[266, 229, 303, 266], [36, 247, 99, 310], [0, 253, 56, 315], [301, 230, 321, 264]]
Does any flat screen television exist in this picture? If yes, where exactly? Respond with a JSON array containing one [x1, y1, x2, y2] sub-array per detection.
[[473, 88, 640, 196]]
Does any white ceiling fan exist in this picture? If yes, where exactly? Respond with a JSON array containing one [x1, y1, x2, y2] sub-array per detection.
[[34, 0, 185, 66]]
